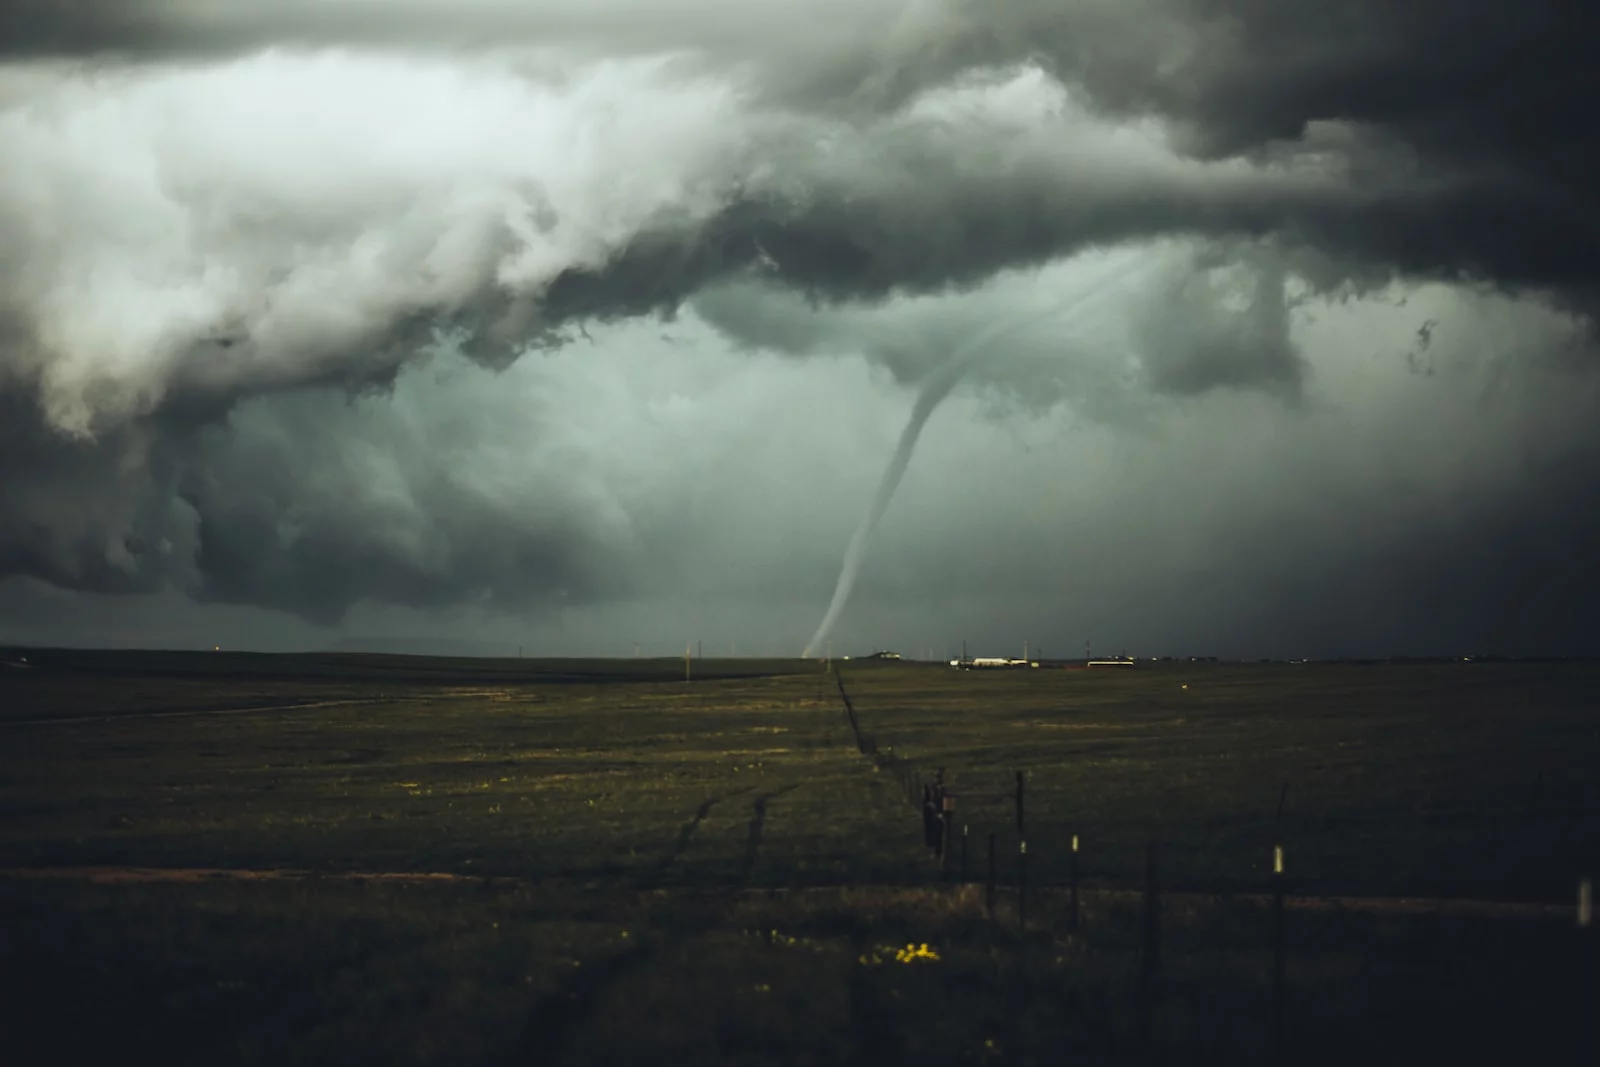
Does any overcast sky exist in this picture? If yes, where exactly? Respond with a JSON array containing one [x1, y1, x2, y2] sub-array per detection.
[[1, 0, 1597, 658]]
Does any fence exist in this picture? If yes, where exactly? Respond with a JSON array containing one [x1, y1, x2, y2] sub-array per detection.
[[828, 666, 1598, 1062]]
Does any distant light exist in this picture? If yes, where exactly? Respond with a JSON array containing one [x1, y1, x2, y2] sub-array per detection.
[[214, 645, 220, 652], [1181, 683, 1188, 689]]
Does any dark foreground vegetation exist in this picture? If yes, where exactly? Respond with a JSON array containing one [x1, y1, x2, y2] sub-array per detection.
[[1, 649, 1596, 1065]]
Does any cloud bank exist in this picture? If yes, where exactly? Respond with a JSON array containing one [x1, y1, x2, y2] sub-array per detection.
[[0, 1, 1596, 653]]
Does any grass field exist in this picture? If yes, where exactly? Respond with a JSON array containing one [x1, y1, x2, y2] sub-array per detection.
[[1, 650, 1596, 1065]]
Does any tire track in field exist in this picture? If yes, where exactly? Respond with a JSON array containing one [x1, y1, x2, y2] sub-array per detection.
[[0, 696, 418, 728], [517, 779, 772, 1066], [740, 784, 801, 885], [512, 936, 658, 1067], [517, 779, 799, 1067], [1, 867, 1575, 919], [642, 787, 753, 888]]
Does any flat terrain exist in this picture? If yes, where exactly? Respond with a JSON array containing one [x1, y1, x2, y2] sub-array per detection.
[[1, 650, 1596, 1065]]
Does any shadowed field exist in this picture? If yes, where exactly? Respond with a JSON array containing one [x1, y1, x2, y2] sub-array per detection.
[[1, 651, 1596, 1065], [834, 659, 1600, 901]]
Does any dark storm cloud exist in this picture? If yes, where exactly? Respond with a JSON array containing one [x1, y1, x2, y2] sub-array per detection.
[[0, 388, 204, 598], [0, 347, 640, 624], [1224, 416, 1600, 660], [0, 0, 891, 62], [692, 239, 1306, 402], [5, 0, 1596, 309], [2, 0, 1599, 645], [2, 10, 1593, 436], [1132, 248, 1303, 398], [565, 0, 1600, 319], [0, 52, 1361, 444], [179, 400, 630, 625], [841, 0, 1600, 314], [3, 302, 1598, 656]]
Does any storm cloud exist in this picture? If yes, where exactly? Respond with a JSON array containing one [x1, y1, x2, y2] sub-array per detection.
[[0, 1, 1597, 654]]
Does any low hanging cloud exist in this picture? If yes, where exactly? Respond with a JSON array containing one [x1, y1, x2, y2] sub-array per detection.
[[2, 288, 1597, 654], [3, 32, 1590, 441], [4, 0, 1594, 308], [695, 237, 1306, 404], [0, 1, 1597, 646]]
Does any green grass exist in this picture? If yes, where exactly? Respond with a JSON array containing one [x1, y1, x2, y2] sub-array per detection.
[[2, 877, 1586, 1066], [834, 661, 1600, 900], [1, 653, 1597, 1065]]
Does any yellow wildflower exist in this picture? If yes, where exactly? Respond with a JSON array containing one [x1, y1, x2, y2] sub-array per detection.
[[893, 942, 941, 963]]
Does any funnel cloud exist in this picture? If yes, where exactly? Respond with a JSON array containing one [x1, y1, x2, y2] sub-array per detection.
[[801, 249, 1156, 657]]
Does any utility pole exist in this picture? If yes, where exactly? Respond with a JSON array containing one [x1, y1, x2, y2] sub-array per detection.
[[685, 640, 691, 683]]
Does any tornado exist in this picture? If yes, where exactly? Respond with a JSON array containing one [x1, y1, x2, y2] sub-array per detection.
[[801, 250, 1153, 659]]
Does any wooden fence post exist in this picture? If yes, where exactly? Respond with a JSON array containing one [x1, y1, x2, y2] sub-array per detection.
[[1069, 833, 1080, 931], [1273, 843, 1287, 1055], [987, 832, 997, 920], [1018, 836, 1028, 929], [1014, 771, 1026, 927], [934, 793, 947, 876], [1581, 878, 1593, 1067], [919, 781, 932, 855], [1015, 770, 1026, 839]]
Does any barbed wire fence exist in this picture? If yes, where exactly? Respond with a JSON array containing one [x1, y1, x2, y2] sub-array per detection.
[[826, 663, 1597, 1061]]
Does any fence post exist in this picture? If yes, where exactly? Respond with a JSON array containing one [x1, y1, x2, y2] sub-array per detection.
[[940, 794, 955, 876], [920, 782, 932, 855], [1581, 878, 1593, 1067], [1014, 771, 1026, 927], [1015, 770, 1026, 839], [1141, 839, 1162, 993], [987, 832, 997, 920], [1069, 833, 1080, 931], [1019, 837, 1028, 929], [962, 824, 969, 882], [1273, 843, 1286, 1055]]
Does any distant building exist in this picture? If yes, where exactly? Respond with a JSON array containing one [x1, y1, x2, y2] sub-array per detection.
[[957, 657, 1038, 669]]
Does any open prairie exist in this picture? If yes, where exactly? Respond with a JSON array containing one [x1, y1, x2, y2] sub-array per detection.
[[2, 651, 1596, 1065]]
